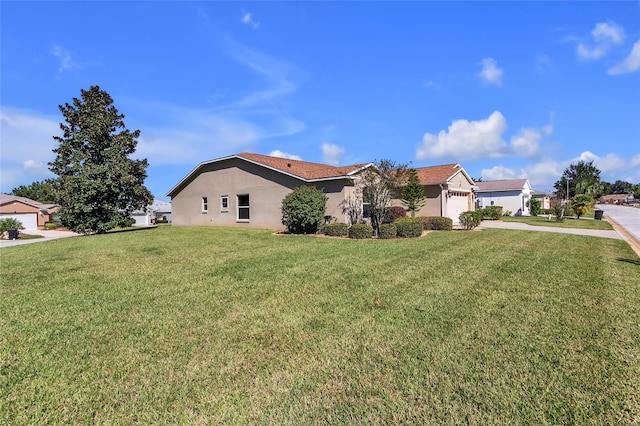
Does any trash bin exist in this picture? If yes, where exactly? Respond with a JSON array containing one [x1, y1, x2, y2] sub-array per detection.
[[594, 210, 604, 220], [7, 228, 18, 239]]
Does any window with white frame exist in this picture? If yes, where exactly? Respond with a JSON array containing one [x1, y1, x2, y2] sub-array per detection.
[[237, 194, 250, 220], [202, 197, 208, 212], [221, 195, 229, 212]]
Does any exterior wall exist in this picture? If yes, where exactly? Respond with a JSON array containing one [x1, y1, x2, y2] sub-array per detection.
[[477, 190, 529, 215], [0, 201, 53, 229], [391, 184, 444, 217], [170, 158, 352, 230]]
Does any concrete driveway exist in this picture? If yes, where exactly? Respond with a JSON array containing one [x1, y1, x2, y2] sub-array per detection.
[[0, 229, 80, 248]]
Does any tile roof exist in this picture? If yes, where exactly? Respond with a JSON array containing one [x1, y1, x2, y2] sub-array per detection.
[[237, 152, 371, 180], [414, 164, 464, 184], [475, 179, 529, 192]]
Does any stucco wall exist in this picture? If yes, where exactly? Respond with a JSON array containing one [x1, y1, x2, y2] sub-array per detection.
[[477, 190, 528, 215], [170, 158, 353, 230], [0, 201, 53, 228]]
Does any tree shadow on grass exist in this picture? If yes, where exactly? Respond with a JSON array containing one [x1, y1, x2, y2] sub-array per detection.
[[617, 257, 640, 266], [106, 226, 158, 234]]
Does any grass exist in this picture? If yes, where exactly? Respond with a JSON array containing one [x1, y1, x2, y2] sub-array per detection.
[[501, 214, 615, 230], [1, 226, 639, 424]]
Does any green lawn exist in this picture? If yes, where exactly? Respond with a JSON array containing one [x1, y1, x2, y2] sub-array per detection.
[[1, 226, 639, 424], [501, 214, 615, 230]]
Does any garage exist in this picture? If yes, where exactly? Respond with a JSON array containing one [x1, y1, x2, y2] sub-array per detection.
[[0, 213, 38, 230], [446, 191, 471, 224]]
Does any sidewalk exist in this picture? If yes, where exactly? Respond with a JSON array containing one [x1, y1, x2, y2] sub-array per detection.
[[479, 220, 623, 240], [0, 229, 80, 248]]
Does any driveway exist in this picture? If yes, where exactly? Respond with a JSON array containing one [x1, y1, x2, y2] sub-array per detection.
[[0, 229, 80, 248]]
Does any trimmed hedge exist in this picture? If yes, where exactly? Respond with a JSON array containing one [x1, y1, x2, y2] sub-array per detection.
[[482, 206, 503, 220], [459, 210, 482, 230], [325, 222, 348, 237], [349, 223, 373, 239], [421, 216, 453, 231], [394, 217, 423, 238], [379, 223, 397, 239]]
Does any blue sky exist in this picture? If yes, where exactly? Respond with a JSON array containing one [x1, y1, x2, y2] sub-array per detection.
[[2, 1, 639, 200]]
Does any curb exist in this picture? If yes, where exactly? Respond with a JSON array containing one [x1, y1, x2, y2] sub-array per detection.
[[604, 216, 640, 258]]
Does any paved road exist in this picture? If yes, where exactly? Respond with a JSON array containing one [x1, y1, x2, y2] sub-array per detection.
[[0, 229, 80, 248], [596, 204, 640, 246]]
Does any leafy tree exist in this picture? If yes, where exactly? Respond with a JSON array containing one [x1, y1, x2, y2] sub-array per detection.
[[611, 180, 633, 194], [361, 159, 408, 236], [281, 186, 328, 234], [600, 181, 612, 196], [632, 184, 640, 197], [550, 196, 566, 222], [526, 197, 541, 216], [401, 168, 426, 217], [554, 160, 602, 200], [572, 194, 593, 219], [48, 86, 152, 234], [11, 179, 56, 203]]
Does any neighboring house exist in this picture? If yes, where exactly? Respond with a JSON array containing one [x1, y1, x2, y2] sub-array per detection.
[[130, 199, 172, 226], [391, 164, 477, 224], [532, 191, 551, 210], [167, 153, 374, 230], [0, 194, 58, 230], [599, 194, 631, 205], [475, 179, 533, 216]]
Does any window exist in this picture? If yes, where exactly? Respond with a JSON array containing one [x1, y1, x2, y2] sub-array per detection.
[[221, 195, 229, 212], [362, 203, 371, 219], [202, 197, 208, 212], [237, 194, 250, 220]]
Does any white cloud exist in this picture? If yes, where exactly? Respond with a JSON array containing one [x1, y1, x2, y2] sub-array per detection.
[[576, 21, 625, 61], [480, 165, 522, 181], [417, 111, 508, 161], [608, 40, 640, 75], [478, 58, 503, 86], [592, 21, 625, 44], [241, 11, 260, 29], [509, 128, 543, 158], [51, 44, 79, 73], [268, 150, 302, 160], [321, 143, 345, 166]]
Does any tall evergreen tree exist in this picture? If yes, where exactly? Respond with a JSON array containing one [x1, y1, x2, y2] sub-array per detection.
[[401, 168, 426, 217], [48, 86, 152, 234]]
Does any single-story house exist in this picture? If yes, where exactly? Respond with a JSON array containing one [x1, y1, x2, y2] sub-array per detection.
[[130, 199, 172, 226], [0, 194, 59, 230], [475, 179, 533, 216], [390, 164, 477, 224], [167, 152, 476, 230], [532, 191, 551, 210], [599, 194, 631, 205]]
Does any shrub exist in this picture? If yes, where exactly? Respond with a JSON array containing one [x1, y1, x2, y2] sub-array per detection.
[[394, 217, 423, 238], [348, 223, 373, 239], [572, 194, 593, 219], [0, 218, 25, 234], [384, 206, 406, 223], [526, 198, 541, 216], [459, 211, 481, 230], [482, 206, 503, 220], [281, 186, 328, 234], [325, 222, 348, 237], [421, 216, 453, 231], [44, 222, 62, 230], [379, 223, 397, 239]]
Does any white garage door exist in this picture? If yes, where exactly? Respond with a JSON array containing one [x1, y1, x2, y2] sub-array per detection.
[[447, 192, 470, 225], [0, 213, 38, 230]]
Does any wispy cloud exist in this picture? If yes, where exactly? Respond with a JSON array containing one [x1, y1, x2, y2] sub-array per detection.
[[241, 11, 260, 29], [269, 150, 302, 160], [51, 44, 79, 73], [608, 40, 640, 75], [478, 58, 503, 86], [576, 21, 625, 61]]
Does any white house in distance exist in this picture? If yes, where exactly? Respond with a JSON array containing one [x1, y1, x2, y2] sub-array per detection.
[[131, 199, 172, 226], [475, 179, 533, 216]]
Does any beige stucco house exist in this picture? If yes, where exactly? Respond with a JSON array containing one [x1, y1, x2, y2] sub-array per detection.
[[391, 164, 477, 224], [0, 194, 59, 230], [168, 153, 478, 230], [167, 153, 373, 230]]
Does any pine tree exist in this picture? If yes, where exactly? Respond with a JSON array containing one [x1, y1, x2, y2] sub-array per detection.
[[48, 86, 152, 234], [401, 168, 426, 217]]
